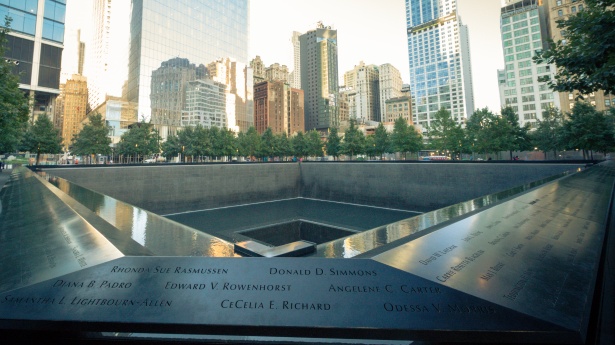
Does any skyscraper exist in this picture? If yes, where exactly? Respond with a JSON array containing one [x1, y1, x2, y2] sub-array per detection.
[[1, 0, 66, 120], [299, 22, 339, 132], [253, 80, 304, 136], [378, 63, 404, 120], [343, 61, 380, 122], [127, 0, 250, 137], [85, 0, 130, 111], [498, 0, 560, 128], [405, 0, 475, 129], [289, 31, 301, 89]]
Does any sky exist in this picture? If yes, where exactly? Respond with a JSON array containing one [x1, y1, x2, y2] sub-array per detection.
[[249, 0, 505, 112], [63, 0, 505, 112]]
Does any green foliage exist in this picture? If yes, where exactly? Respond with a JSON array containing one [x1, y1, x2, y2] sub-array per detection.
[[115, 121, 161, 159], [325, 127, 342, 159], [71, 113, 112, 159], [161, 134, 182, 159], [534, 0, 615, 95], [260, 128, 275, 159], [427, 109, 464, 159], [306, 130, 323, 157], [391, 117, 423, 159], [531, 107, 565, 158], [341, 118, 366, 160], [21, 114, 62, 164], [241, 127, 261, 159], [0, 17, 30, 154], [273, 132, 291, 159], [373, 122, 390, 159], [290, 131, 309, 158], [500, 107, 533, 159], [560, 102, 615, 155]]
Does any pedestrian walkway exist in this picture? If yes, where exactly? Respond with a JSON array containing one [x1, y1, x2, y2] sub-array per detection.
[[0, 169, 13, 191]]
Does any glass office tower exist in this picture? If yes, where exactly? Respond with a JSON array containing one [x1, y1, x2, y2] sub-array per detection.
[[1, 0, 66, 120], [127, 0, 251, 137], [405, 0, 474, 129], [497, 0, 559, 128]]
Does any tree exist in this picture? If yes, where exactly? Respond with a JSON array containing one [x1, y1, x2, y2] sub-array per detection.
[[500, 107, 533, 160], [218, 128, 237, 161], [325, 127, 342, 160], [21, 115, 62, 164], [373, 122, 390, 159], [560, 102, 615, 159], [237, 127, 260, 160], [71, 113, 112, 163], [306, 130, 323, 158], [161, 134, 182, 161], [531, 107, 565, 159], [290, 131, 309, 159], [533, 0, 615, 95], [260, 128, 276, 160], [115, 121, 161, 162], [466, 108, 511, 159], [0, 17, 30, 154], [427, 109, 464, 159], [391, 117, 422, 160], [341, 118, 365, 160], [273, 132, 291, 160]]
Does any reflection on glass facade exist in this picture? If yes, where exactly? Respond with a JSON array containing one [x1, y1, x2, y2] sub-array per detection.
[[1, 0, 65, 120], [405, 0, 474, 129], [127, 0, 250, 137]]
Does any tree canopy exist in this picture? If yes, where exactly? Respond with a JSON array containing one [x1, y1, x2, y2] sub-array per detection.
[[534, 0, 615, 95], [340, 118, 365, 160], [115, 121, 161, 160], [390, 117, 423, 159], [70, 113, 112, 161], [0, 18, 30, 154], [325, 127, 342, 160], [21, 114, 62, 164], [427, 109, 464, 159]]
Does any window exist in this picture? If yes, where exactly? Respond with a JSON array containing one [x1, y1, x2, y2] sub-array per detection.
[[523, 104, 536, 111], [558, 10, 563, 17], [606, 100, 611, 107], [556, 0, 562, 5], [571, 6, 577, 13]]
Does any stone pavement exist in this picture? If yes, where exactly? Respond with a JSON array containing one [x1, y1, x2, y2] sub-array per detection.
[[0, 168, 11, 190]]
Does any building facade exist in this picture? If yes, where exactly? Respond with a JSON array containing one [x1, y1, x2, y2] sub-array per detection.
[[150, 57, 208, 127], [1, 0, 66, 120], [85, 0, 130, 111], [290, 31, 301, 89], [405, 0, 474, 129], [543, 0, 614, 111], [343, 61, 381, 122], [265, 63, 289, 83], [90, 96, 138, 146], [127, 0, 250, 138], [384, 96, 413, 124], [253, 81, 304, 136], [207, 57, 254, 133], [498, 0, 560, 128], [299, 22, 339, 132], [60, 74, 88, 151], [378, 63, 404, 120], [181, 79, 227, 128]]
